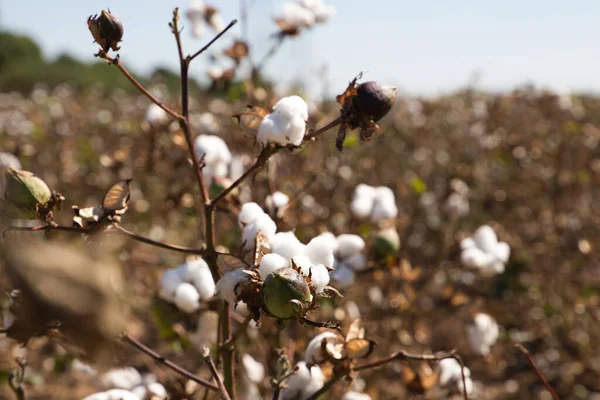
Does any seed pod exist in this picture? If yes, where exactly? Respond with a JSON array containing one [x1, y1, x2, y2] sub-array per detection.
[[3, 169, 52, 219], [353, 81, 397, 122], [371, 227, 400, 260], [87, 10, 124, 53], [262, 267, 312, 320]]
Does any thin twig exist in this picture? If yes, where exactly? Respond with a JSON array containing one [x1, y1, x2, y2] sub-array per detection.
[[354, 349, 457, 371], [220, 316, 252, 351], [203, 347, 232, 400], [122, 333, 218, 391], [255, 36, 285, 72], [304, 373, 344, 400], [515, 343, 560, 400], [112, 223, 207, 255], [190, 20, 238, 62], [304, 116, 343, 140], [271, 366, 300, 400], [99, 53, 182, 120]]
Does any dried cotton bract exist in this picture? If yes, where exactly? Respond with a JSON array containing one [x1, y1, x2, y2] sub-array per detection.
[[460, 225, 510, 276], [466, 313, 499, 356], [257, 96, 309, 147]]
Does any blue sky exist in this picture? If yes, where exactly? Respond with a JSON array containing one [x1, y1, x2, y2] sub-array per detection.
[[1, 0, 598, 97]]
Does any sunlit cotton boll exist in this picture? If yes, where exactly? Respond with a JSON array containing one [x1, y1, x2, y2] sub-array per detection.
[[194, 134, 232, 180], [174, 282, 201, 313], [186, 0, 207, 39], [277, 3, 316, 31], [178, 258, 215, 300], [145, 103, 167, 125], [216, 268, 251, 304], [336, 234, 365, 260], [266, 191, 290, 215], [318, 232, 338, 253], [310, 264, 330, 293], [298, 0, 336, 23], [371, 186, 398, 221], [438, 358, 474, 395], [280, 362, 325, 400], [101, 367, 143, 390], [257, 95, 309, 147], [242, 354, 265, 384], [270, 231, 307, 261], [341, 392, 372, 400], [460, 225, 510, 276], [242, 213, 277, 249], [467, 313, 499, 356], [305, 235, 335, 269], [259, 253, 289, 280], [304, 331, 342, 365], [238, 202, 265, 227], [159, 269, 183, 302], [82, 389, 139, 400]]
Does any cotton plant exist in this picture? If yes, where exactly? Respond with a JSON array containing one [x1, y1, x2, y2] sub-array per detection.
[[159, 258, 215, 313], [328, 233, 368, 289], [460, 225, 510, 276], [350, 184, 398, 223], [467, 313, 499, 356], [82, 367, 168, 400], [194, 134, 232, 182], [265, 191, 290, 218], [257, 96, 309, 147], [185, 0, 224, 39], [438, 358, 474, 396], [275, 0, 335, 35]]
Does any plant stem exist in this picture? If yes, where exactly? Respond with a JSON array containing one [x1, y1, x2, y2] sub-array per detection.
[[190, 20, 238, 61], [112, 223, 207, 255], [122, 333, 218, 391], [203, 347, 232, 400], [304, 116, 343, 140], [516, 343, 560, 400]]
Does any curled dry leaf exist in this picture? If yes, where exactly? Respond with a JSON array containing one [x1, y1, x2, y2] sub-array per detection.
[[234, 105, 270, 136], [1, 238, 127, 362]]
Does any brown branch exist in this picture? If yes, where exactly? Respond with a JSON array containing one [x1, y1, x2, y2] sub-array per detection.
[[304, 116, 343, 141], [122, 333, 218, 391], [220, 316, 252, 351], [111, 223, 207, 255], [515, 343, 560, 400], [190, 20, 238, 62], [304, 373, 344, 400], [99, 53, 182, 120], [203, 347, 232, 400], [271, 366, 300, 400]]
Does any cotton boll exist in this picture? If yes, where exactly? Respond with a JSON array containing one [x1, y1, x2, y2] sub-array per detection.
[[438, 358, 463, 385], [159, 268, 183, 301], [273, 95, 309, 120], [473, 225, 498, 254], [104, 390, 140, 400], [291, 255, 313, 276], [344, 253, 367, 271], [371, 188, 398, 221], [355, 184, 376, 199], [101, 367, 143, 390], [257, 114, 279, 146], [312, 4, 336, 23], [493, 241, 511, 263], [242, 354, 265, 384], [185, 260, 216, 300], [145, 104, 167, 125], [131, 386, 147, 399], [350, 197, 374, 219], [318, 232, 338, 253], [310, 264, 330, 293], [82, 392, 111, 400], [341, 392, 372, 400], [460, 247, 489, 269], [280, 362, 325, 400], [256, 96, 308, 147], [304, 331, 342, 365], [278, 3, 316, 30], [460, 237, 476, 250], [208, 12, 225, 32], [270, 231, 306, 260], [242, 213, 277, 249], [305, 236, 335, 269], [336, 234, 366, 259], [238, 202, 265, 227], [330, 262, 355, 289], [174, 283, 201, 313], [215, 268, 250, 304], [467, 313, 499, 356], [194, 135, 232, 165], [147, 382, 168, 399], [266, 191, 290, 215], [259, 253, 289, 280]]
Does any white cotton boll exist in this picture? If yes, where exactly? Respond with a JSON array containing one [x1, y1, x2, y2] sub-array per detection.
[[336, 234, 366, 259], [238, 202, 265, 227], [242, 214, 277, 249], [159, 268, 183, 301], [318, 232, 338, 253], [460, 237, 476, 250], [187, 0, 206, 19], [101, 367, 143, 390], [215, 268, 250, 304], [280, 362, 325, 400], [350, 197, 374, 220], [242, 354, 265, 384], [82, 392, 110, 400], [191, 22, 204, 39], [375, 186, 395, 203], [191, 311, 219, 350], [438, 358, 463, 385], [273, 95, 309, 121], [344, 253, 368, 271], [207, 161, 229, 179], [371, 188, 398, 221], [304, 331, 341, 365], [330, 263, 355, 289], [459, 377, 474, 396], [310, 264, 330, 293], [147, 382, 168, 398], [256, 114, 278, 146], [208, 12, 225, 32], [473, 225, 499, 254], [355, 184, 376, 199], [106, 389, 141, 400], [259, 253, 289, 280], [196, 112, 220, 135], [493, 241, 511, 263], [174, 283, 201, 313], [145, 104, 167, 125], [445, 192, 470, 217], [181, 258, 215, 300], [270, 231, 306, 260], [291, 255, 313, 276], [266, 191, 290, 214], [460, 247, 489, 269], [341, 392, 372, 400], [257, 96, 308, 147], [207, 65, 223, 80], [194, 135, 232, 165], [278, 2, 316, 29], [467, 313, 499, 356], [131, 386, 147, 399], [305, 236, 335, 269]]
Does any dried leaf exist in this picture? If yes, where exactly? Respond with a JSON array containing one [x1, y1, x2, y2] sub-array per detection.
[[234, 105, 270, 136], [103, 179, 131, 212], [344, 338, 375, 359], [254, 231, 271, 265]]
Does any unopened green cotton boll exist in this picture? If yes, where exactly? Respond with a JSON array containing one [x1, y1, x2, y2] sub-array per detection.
[[262, 267, 312, 320], [3, 169, 52, 219], [371, 227, 400, 260]]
